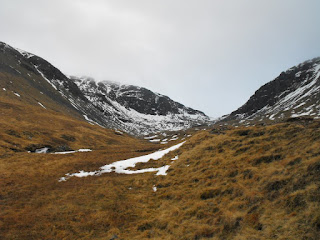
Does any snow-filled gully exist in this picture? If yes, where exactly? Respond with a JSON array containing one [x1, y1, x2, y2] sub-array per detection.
[[59, 141, 185, 182]]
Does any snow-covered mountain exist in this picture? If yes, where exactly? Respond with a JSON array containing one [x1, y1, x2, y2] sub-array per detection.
[[0, 42, 209, 135], [221, 57, 320, 125], [71, 76, 209, 135]]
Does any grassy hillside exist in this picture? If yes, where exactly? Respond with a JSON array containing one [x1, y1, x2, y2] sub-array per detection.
[[1, 98, 320, 239], [0, 98, 161, 239], [129, 119, 320, 240]]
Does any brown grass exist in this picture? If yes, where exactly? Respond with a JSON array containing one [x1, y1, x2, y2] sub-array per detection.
[[1, 99, 320, 239]]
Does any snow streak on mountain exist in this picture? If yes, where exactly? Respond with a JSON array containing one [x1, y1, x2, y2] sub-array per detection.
[[71, 76, 209, 135], [221, 57, 320, 125], [0, 42, 209, 135]]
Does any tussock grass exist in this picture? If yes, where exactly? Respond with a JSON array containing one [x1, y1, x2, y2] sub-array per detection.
[[1, 99, 320, 239], [125, 121, 320, 239]]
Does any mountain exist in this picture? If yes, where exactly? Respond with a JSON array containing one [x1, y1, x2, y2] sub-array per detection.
[[0, 42, 209, 135], [220, 57, 320, 125], [0, 41, 109, 127], [71, 76, 209, 135]]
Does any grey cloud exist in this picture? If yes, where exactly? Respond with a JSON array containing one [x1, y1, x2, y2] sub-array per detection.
[[1, 0, 320, 117]]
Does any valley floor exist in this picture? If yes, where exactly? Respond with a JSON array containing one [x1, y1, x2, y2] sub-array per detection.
[[1, 106, 320, 239]]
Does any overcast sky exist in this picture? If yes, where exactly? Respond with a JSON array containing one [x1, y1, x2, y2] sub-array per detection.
[[1, 0, 320, 117]]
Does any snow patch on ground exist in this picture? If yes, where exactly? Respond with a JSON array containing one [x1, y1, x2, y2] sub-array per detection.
[[53, 149, 92, 154], [59, 141, 185, 181], [156, 165, 170, 175], [152, 185, 157, 192], [38, 102, 46, 109], [171, 155, 179, 161], [291, 110, 313, 118], [169, 137, 179, 141], [144, 135, 158, 140], [115, 130, 123, 135], [35, 147, 49, 153], [34, 148, 92, 154], [83, 115, 95, 125]]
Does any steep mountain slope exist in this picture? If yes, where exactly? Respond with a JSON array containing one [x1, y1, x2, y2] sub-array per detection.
[[0, 41, 210, 135], [71, 76, 209, 135], [0, 41, 115, 129], [0, 42, 81, 117], [221, 57, 320, 125]]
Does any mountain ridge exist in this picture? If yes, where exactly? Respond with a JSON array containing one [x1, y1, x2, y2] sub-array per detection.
[[219, 57, 320, 125], [0, 41, 210, 135]]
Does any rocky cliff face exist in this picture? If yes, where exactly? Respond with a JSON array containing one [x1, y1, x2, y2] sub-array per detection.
[[221, 57, 320, 125], [71, 76, 210, 135], [0, 42, 210, 135]]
